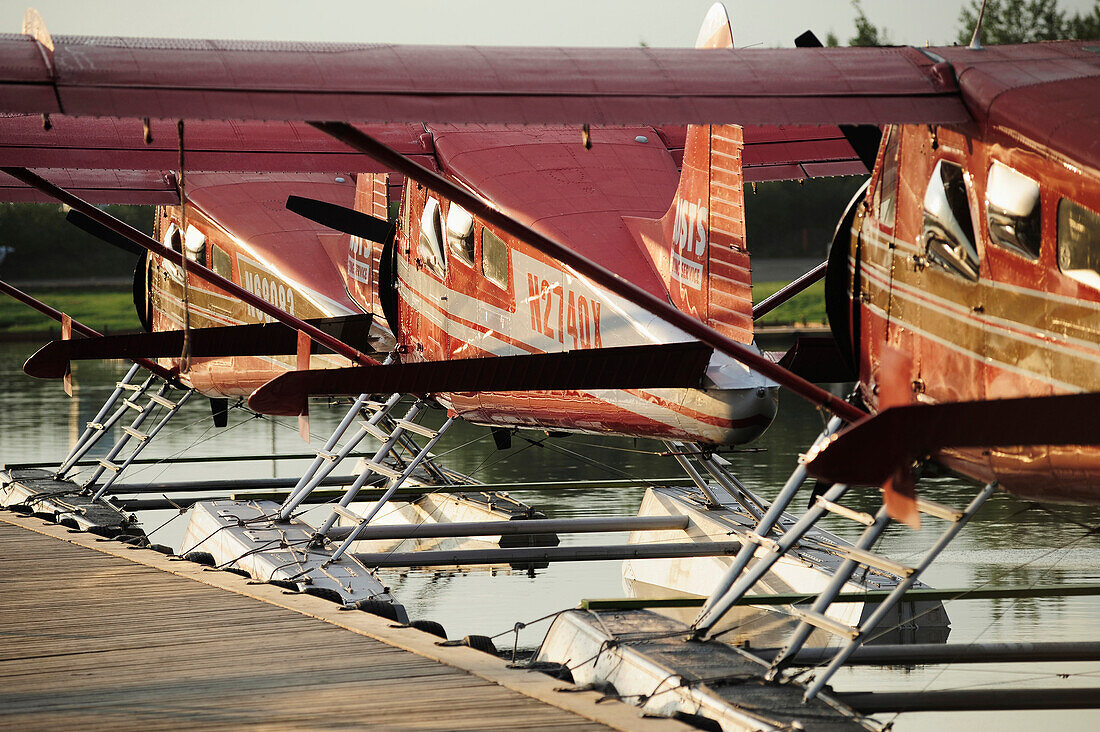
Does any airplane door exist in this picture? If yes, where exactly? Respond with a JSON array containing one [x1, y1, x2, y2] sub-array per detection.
[[442, 202, 479, 359], [863, 126, 911, 397], [915, 153, 986, 405], [981, 159, 1049, 400]]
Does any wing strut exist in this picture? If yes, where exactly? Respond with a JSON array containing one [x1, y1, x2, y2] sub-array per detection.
[[307, 121, 866, 424], [0, 278, 175, 382]]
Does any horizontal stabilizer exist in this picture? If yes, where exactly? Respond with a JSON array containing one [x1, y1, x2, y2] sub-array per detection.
[[805, 392, 1100, 485], [24, 315, 376, 379], [248, 342, 714, 416]]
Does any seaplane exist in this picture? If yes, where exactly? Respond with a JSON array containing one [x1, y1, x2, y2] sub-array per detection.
[[0, 2, 1098, 727]]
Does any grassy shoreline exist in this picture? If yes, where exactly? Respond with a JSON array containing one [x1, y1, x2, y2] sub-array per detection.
[[0, 286, 142, 338], [751, 280, 827, 327], [0, 280, 827, 339]]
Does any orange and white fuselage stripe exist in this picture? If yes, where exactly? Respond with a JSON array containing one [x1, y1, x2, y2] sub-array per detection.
[[397, 247, 778, 445]]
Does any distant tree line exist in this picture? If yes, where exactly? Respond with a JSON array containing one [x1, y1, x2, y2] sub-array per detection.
[[958, 0, 1100, 43], [0, 203, 148, 281], [843, 0, 1100, 46]]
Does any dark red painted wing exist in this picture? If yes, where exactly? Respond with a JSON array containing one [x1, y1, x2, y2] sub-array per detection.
[[0, 115, 432, 172], [0, 34, 965, 126], [805, 392, 1100, 486], [0, 115, 434, 201], [0, 168, 178, 204], [938, 43, 1100, 176], [248, 342, 714, 416], [742, 126, 868, 181], [658, 124, 868, 181]]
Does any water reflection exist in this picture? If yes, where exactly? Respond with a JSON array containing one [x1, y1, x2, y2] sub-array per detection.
[[1, 341, 1098, 731]]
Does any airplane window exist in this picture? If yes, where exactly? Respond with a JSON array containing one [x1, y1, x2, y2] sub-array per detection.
[[446, 203, 475, 265], [161, 223, 184, 280], [418, 197, 446, 276], [184, 224, 206, 264], [1057, 198, 1100, 290], [986, 161, 1041, 260], [875, 126, 899, 228], [922, 160, 980, 281], [164, 223, 181, 253], [212, 245, 231, 279], [481, 227, 509, 288]]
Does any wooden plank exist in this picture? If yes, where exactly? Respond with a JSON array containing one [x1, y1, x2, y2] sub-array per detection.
[[0, 514, 683, 732]]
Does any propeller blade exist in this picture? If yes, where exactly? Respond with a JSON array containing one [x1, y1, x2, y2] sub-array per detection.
[[794, 30, 882, 171], [65, 209, 145, 256], [286, 195, 393, 243]]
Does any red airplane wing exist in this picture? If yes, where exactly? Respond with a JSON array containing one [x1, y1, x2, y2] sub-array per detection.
[[659, 124, 870, 182], [248, 342, 714, 416], [937, 43, 1100, 175], [0, 117, 865, 204], [0, 114, 435, 202], [0, 167, 179, 204], [1, 36, 1097, 171], [0, 35, 965, 126]]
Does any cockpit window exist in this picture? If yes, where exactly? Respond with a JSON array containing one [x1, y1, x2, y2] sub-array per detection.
[[922, 159, 980, 281], [446, 203, 475, 265], [401, 181, 411, 242], [986, 161, 1041, 260], [417, 197, 446, 276], [164, 223, 181, 254], [1058, 198, 1100, 290], [161, 223, 184, 281], [212, 245, 231, 279]]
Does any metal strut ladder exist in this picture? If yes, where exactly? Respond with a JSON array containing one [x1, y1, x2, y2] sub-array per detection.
[[793, 482, 994, 700], [664, 439, 767, 521], [687, 419, 996, 701], [322, 412, 455, 564], [55, 363, 146, 480], [275, 393, 455, 546], [85, 379, 195, 501]]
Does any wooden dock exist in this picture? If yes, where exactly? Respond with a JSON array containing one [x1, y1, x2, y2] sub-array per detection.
[[0, 512, 689, 731]]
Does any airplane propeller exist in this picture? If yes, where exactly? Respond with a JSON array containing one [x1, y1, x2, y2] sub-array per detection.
[[286, 195, 393, 243], [285, 194, 400, 337], [793, 30, 882, 172], [65, 209, 146, 257]]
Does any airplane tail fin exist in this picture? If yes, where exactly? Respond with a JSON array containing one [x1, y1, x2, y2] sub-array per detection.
[[343, 173, 389, 311], [625, 3, 752, 344]]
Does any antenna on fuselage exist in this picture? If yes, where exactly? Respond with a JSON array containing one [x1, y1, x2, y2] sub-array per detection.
[[968, 0, 989, 50]]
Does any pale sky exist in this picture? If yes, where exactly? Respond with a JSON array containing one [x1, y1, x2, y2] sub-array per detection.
[[3, 0, 1097, 48]]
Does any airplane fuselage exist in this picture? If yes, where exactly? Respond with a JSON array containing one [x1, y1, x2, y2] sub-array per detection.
[[837, 123, 1100, 501], [394, 174, 777, 444]]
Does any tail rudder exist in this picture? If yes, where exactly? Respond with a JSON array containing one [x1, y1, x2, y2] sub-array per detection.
[[625, 3, 752, 343], [342, 173, 389, 312]]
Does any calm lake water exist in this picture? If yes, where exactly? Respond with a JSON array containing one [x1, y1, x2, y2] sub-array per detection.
[[2, 340, 1098, 730]]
